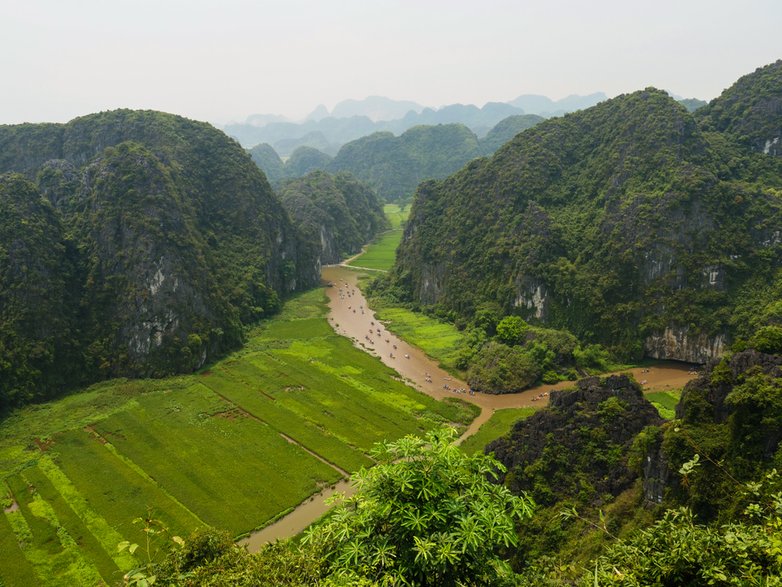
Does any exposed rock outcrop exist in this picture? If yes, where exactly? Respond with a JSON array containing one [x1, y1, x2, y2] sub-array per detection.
[[488, 374, 662, 505], [644, 326, 727, 363], [641, 349, 782, 515]]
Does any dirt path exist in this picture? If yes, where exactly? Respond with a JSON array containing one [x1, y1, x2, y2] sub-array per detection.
[[243, 265, 697, 551]]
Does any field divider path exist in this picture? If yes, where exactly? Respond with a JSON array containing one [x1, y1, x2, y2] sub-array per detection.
[[278, 432, 350, 478]]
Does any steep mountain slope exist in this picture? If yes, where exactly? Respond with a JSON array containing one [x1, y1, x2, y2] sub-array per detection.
[[0, 110, 319, 409], [279, 171, 388, 264], [479, 114, 545, 154], [285, 145, 333, 177], [388, 81, 782, 361], [249, 117, 547, 199]]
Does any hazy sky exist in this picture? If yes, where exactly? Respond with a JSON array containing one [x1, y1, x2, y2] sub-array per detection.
[[2, 0, 780, 125]]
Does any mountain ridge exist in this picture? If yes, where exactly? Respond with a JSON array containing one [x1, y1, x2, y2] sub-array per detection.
[[385, 68, 782, 362]]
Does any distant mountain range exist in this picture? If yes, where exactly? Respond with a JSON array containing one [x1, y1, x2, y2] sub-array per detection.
[[224, 93, 611, 156]]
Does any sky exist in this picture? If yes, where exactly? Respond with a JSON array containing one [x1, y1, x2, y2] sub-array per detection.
[[1, 0, 780, 126]]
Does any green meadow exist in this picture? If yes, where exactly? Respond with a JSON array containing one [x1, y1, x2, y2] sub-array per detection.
[[0, 288, 477, 586], [459, 408, 538, 455], [346, 204, 409, 271]]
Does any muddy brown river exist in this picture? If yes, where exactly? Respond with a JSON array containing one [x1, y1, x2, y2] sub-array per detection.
[[241, 265, 697, 551]]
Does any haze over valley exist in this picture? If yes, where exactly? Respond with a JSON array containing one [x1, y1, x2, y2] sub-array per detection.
[[1, 2, 782, 585]]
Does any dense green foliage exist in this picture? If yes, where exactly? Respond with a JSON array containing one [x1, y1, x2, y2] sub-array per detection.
[[0, 109, 320, 409], [279, 171, 388, 264], [479, 115, 544, 154], [649, 350, 782, 520], [369, 270, 598, 389], [329, 124, 481, 201], [146, 429, 534, 586], [678, 97, 708, 113], [0, 175, 81, 411], [286, 146, 334, 178], [510, 349, 782, 584], [467, 342, 541, 393], [248, 117, 548, 202], [388, 68, 782, 360], [584, 488, 782, 586], [697, 60, 782, 155], [306, 428, 534, 586]]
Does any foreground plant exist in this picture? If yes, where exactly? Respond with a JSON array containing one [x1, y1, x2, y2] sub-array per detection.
[[304, 427, 535, 586]]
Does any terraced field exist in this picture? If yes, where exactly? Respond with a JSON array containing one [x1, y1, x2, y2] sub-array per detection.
[[0, 288, 477, 586]]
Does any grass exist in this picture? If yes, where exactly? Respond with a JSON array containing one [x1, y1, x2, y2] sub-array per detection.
[[460, 408, 538, 455], [369, 303, 466, 374], [0, 286, 478, 585], [646, 390, 682, 420], [346, 204, 410, 271]]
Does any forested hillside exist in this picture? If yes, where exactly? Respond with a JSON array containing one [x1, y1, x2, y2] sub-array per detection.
[[250, 116, 547, 201], [387, 62, 782, 362], [0, 110, 320, 411], [329, 124, 480, 201], [279, 171, 388, 265]]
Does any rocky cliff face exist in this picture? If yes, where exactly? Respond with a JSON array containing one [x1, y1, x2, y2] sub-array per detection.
[[644, 326, 727, 363], [0, 110, 321, 409]]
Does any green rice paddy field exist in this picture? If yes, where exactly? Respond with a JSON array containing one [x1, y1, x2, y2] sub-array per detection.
[[0, 288, 477, 587], [346, 204, 408, 271]]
